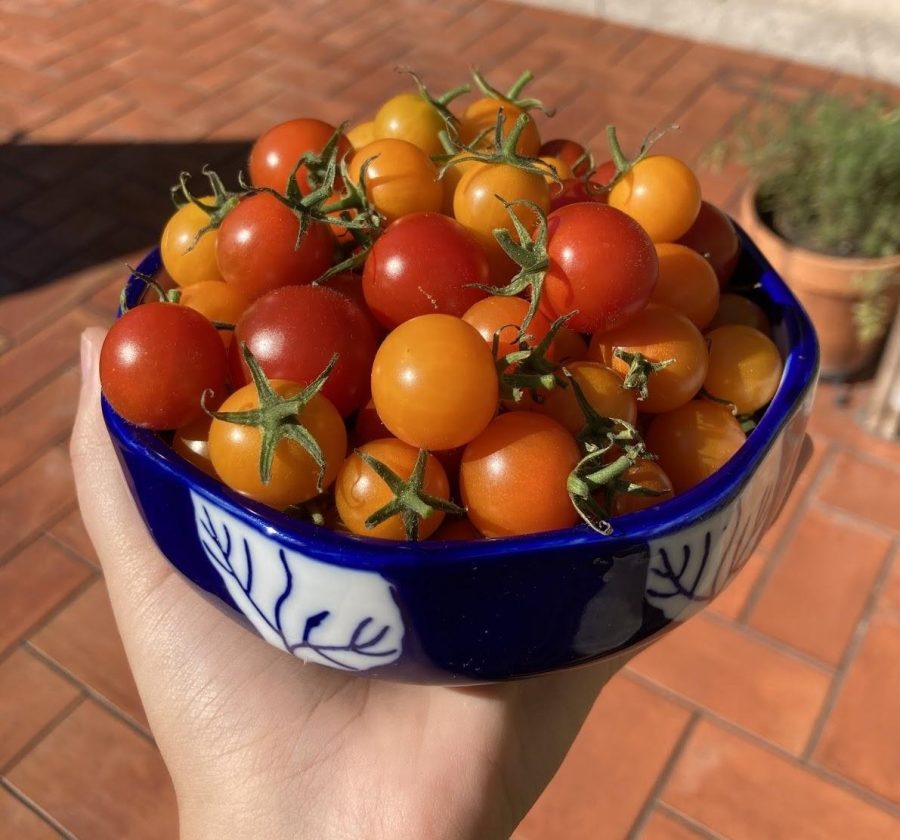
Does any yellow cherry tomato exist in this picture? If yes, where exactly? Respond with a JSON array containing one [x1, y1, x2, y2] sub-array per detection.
[[374, 93, 448, 157], [651, 243, 720, 330], [161, 198, 223, 287], [704, 325, 783, 414], [346, 120, 376, 150]]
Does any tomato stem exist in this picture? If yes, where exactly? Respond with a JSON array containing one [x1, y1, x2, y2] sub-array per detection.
[[358, 448, 464, 541], [471, 67, 555, 116], [204, 344, 338, 492], [498, 312, 574, 402], [604, 123, 680, 188], [613, 348, 676, 402]]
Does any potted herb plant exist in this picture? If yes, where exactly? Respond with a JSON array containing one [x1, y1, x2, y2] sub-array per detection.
[[733, 94, 899, 378]]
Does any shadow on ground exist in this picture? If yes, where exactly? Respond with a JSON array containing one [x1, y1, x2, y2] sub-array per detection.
[[0, 141, 251, 296]]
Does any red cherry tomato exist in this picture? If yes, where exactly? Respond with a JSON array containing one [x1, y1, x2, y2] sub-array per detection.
[[249, 118, 351, 194], [542, 202, 659, 334], [539, 139, 591, 176], [549, 178, 607, 212], [216, 192, 334, 301], [677, 200, 741, 287], [100, 302, 227, 430], [362, 213, 492, 329], [231, 285, 378, 417]]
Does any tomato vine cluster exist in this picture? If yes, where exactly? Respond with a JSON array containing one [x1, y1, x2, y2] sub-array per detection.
[[99, 67, 784, 542]]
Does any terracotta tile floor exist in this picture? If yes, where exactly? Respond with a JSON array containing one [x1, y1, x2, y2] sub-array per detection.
[[1, 1, 898, 837]]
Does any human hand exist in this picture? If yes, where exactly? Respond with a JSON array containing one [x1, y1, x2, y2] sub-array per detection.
[[72, 327, 629, 840]]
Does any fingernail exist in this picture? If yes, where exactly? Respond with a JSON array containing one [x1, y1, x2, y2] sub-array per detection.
[[80, 330, 97, 384]]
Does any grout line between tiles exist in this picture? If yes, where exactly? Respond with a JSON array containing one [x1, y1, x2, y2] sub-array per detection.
[[622, 669, 900, 819], [0, 777, 79, 840], [0, 495, 85, 570], [0, 692, 86, 776], [737, 443, 841, 623], [653, 802, 731, 840], [625, 711, 700, 839], [24, 643, 155, 742], [634, 41, 692, 97], [801, 538, 900, 761], [0, 572, 98, 663], [701, 611, 837, 674]]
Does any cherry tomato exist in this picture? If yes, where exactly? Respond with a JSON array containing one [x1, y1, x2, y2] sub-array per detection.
[[704, 325, 783, 414], [612, 460, 674, 516], [346, 120, 376, 150], [538, 155, 573, 183], [539, 139, 591, 176], [363, 213, 491, 328], [608, 155, 701, 242], [335, 439, 450, 540], [352, 398, 390, 447], [248, 118, 351, 194], [548, 326, 589, 364], [173, 415, 216, 477], [208, 380, 346, 509], [177, 281, 250, 347], [348, 138, 443, 224], [677, 200, 741, 287], [651, 243, 720, 330], [160, 199, 224, 287], [453, 162, 550, 284], [706, 293, 770, 335], [589, 304, 708, 414], [645, 401, 746, 493], [231, 285, 378, 417], [549, 178, 607, 212], [526, 361, 637, 434], [370, 314, 499, 450], [460, 412, 580, 537], [100, 302, 227, 430], [431, 517, 483, 541], [462, 296, 553, 360], [591, 159, 618, 187], [459, 102, 541, 156], [216, 192, 334, 301], [374, 93, 448, 157], [439, 153, 482, 216], [324, 271, 386, 340], [542, 202, 659, 334]]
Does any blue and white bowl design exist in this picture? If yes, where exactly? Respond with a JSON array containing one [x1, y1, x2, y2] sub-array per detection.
[[104, 228, 818, 684]]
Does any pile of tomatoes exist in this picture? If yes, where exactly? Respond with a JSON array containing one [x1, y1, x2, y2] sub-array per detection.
[[99, 68, 784, 541]]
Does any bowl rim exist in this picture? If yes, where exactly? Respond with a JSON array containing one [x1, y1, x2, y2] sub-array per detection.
[[104, 225, 819, 570]]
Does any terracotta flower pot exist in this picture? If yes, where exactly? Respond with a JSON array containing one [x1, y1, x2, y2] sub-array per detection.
[[739, 187, 900, 379]]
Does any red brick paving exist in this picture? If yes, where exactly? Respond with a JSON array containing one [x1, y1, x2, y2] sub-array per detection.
[[0, 0, 897, 837]]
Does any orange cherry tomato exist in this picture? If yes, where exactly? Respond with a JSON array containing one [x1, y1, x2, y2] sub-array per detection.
[[646, 401, 746, 493], [346, 120, 376, 150], [608, 155, 701, 242], [208, 380, 347, 509], [706, 293, 771, 335], [161, 198, 224, 287], [589, 304, 709, 414], [548, 327, 589, 364], [651, 243, 720, 330], [704, 325, 783, 414], [527, 361, 638, 434], [538, 155, 573, 183], [462, 296, 553, 360], [460, 412, 580, 537], [177, 281, 250, 347], [453, 162, 550, 284], [612, 460, 674, 516], [374, 92, 450, 158], [348, 138, 443, 224], [370, 314, 499, 450], [335, 439, 450, 541], [459, 102, 541, 156]]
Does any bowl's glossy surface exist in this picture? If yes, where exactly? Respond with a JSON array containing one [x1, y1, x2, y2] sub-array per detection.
[[104, 229, 819, 684]]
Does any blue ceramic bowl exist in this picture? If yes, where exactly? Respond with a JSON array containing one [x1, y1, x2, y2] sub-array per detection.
[[104, 229, 818, 684]]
